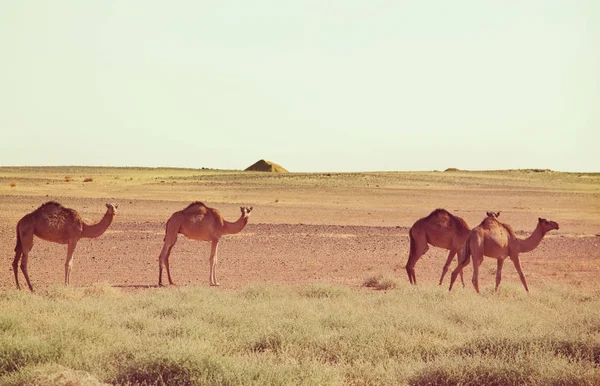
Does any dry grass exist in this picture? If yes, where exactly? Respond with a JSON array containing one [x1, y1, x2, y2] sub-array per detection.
[[0, 283, 598, 385], [64, 176, 72, 182], [83, 177, 93, 182], [9, 181, 16, 188]]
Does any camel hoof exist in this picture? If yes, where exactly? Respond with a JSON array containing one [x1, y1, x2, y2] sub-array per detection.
[[210, 283, 221, 287]]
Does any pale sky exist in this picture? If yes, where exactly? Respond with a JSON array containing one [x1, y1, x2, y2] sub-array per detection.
[[1, 1, 598, 172]]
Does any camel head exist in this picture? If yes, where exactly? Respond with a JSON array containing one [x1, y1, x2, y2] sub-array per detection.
[[106, 203, 118, 216], [240, 206, 253, 218], [486, 211, 501, 218], [538, 217, 559, 233]]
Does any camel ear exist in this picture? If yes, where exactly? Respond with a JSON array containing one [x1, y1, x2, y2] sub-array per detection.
[[538, 217, 543, 222], [248, 207, 253, 213]]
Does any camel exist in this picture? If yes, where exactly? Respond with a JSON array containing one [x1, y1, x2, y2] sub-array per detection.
[[406, 209, 500, 286], [158, 202, 253, 287], [449, 216, 559, 293], [12, 201, 118, 291]]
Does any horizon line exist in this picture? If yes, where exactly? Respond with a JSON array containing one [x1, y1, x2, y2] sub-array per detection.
[[0, 165, 598, 174]]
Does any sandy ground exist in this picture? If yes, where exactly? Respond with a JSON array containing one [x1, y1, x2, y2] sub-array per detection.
[[0, 168, 599, 292]]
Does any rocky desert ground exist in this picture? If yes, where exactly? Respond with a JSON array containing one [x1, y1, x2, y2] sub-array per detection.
[[1, 167, 599, 292]]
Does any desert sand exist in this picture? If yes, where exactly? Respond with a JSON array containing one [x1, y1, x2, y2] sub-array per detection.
[[1, 167, 598, 292]]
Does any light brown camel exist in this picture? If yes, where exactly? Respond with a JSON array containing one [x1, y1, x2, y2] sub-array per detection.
[[12, 201, 118, 291], [449, 216, 559, 293], [406, 209, 500, 286], [158, 202, 253, 287]]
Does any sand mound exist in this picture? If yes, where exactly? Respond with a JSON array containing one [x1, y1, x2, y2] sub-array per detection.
[[444, 168, 460, 172], [245, 159, 289, 173]]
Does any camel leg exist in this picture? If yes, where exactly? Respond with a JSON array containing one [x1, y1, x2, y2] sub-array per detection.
[[209, 239, 220, 286], [20, 252, 34, 292], [164, 246, 176, 285], [64, 240, 78, 286], [16, 231, 34, 291], [439, 249, 460, 285], [158, 233, 177, 286], [471, 254, 482, 293], [158, 245, 176, 286], [495, 258, 505, 291], [510, 255, 529, 292], [449, 249, 470, 291], [12, 250, 22, 290], [406, 234, 428, 285]]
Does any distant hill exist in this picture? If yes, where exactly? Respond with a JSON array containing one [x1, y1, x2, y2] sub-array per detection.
[[244, 159, 289, 173]]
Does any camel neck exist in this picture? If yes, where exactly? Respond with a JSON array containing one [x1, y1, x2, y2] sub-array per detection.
[[517, 224, 545, 253], [222, 215, 248, 235], [82, 210, 115, 238]]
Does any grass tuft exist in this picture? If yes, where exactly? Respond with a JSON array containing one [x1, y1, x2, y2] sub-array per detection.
[[64, 176, 72, 182], [298, 283, 349, 299], [83, 177, 93, 182], [9, 181, 16, 187]]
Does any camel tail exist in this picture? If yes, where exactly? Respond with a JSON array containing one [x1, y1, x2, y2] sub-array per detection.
[[163, 221, 167, 242], [462, 239, 472, 266], [162, 216, 181, 242], [409, 230, 416, 261], [14, 226, 21, 253]]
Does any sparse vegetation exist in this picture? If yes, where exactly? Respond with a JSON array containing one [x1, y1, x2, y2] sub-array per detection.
[[83, 177, 93, 182], [0, 283, 598, 385], [64, 176, 72, 182], [363, 275, 398, 290], [9, 181, 16, 187]]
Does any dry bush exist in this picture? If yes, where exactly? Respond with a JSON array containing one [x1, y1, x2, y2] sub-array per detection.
[[363, 275, 382, 288], [363, 275, 397, 290], [83, 178, 93, 182], [9, 181, 16, 188], [64, 176, 72, 182]]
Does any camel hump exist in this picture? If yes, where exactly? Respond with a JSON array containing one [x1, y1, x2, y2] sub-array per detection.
[[182, 201, 208, 212], [35, 201, 79, 219], [38, 201, 65, 211], [479, 216, 498, 227], [427, 208, 451, 218], [425, 208, 467, 230], [479, 217, 517, 237]]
